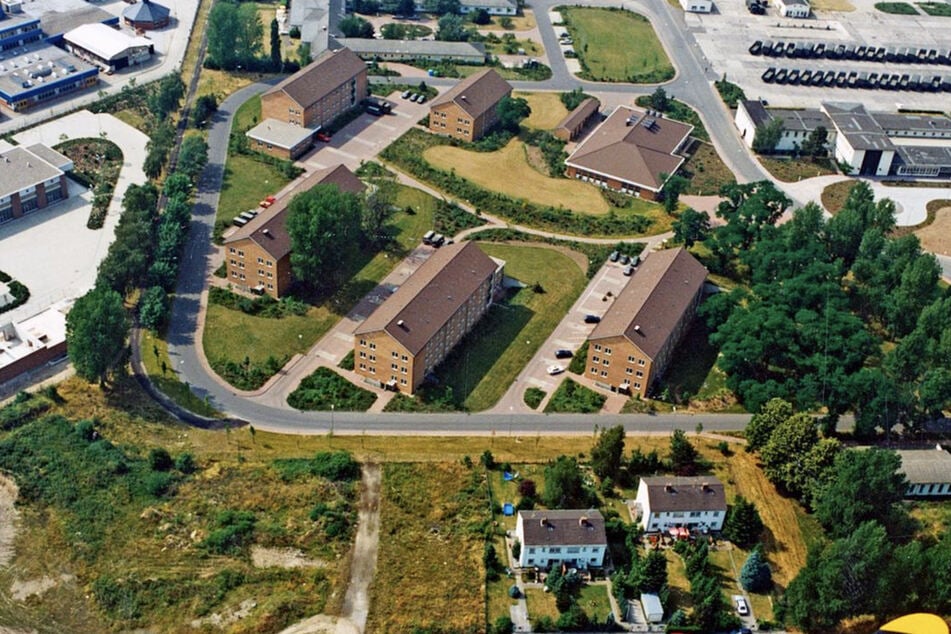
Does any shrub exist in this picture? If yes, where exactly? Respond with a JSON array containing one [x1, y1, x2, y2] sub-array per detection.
[[0, 393, 52, 431], [75, 419, 97, 442], [524, 387, 546, 409], [286, 367, 376, 411], [201, 510, 256, 555], [144, 471, 173, 497], [148, 447, 173, 471], [175, 452, 197, 474]]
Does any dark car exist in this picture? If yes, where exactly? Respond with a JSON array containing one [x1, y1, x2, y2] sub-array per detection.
[[555, 349, 573, 359], [609, 250, 620, 262], [584, 314, 601, 324]]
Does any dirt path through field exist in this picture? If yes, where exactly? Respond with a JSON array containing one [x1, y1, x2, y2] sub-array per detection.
[[0, 474, 18, 568], [277, 463, 382, 634]]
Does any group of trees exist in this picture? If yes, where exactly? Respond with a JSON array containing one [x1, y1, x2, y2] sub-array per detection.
[[206, 1, 300, 72], [143, 75, 185, 179], [752, 118, 829, 160], [691, 181, 950, 435]]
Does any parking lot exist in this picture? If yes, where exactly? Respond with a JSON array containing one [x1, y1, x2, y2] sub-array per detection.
[[298, 90, 432, 171], [688, 0, 951, 109], [497, 257, 635, 413]]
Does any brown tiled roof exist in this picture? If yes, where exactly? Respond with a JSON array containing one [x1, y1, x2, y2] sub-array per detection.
[[640, 476, 727, 513], [556, 97, 600, 133], [589, 247, 706, 360], [264, 47, 366, 109], [223, 164, 365, 260], [354, 242, 501, 355], [518, 510, 607, 547], [565, 105, 692, 192], [429, 68, 512, 120]]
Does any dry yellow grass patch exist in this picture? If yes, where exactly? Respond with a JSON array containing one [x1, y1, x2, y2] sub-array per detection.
[[196, 69, 261, 100], [705, 442, 811, 588], [517, 91, 570, 130], [915, 203, 951, 256], [810, 0, 856, 11], [504, 10, 536, 30], [424, 140, 610, 214]]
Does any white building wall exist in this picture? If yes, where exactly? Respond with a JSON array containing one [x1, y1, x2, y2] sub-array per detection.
[[779, 1, 810, 16], [734, 102, 758, 149], [679, 0, 713, 12], [514, 514, 606, 569], [635, 479, 726, 533]]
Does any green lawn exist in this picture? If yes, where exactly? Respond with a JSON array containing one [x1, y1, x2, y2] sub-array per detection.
[[544, 378, 606, 413], [286, 367, 377, 411], [875, 1, 918, 12], [387, 243, 586, 412], [578, 584, 614, 623], [204, 184, 439, 390], [561, 7, 674, 83], [140, 330, 220, 418], [524, 587, 560, 621], [759, 157, 837, 183], [682, 142, 736, 196], [918, 1, 951, 15]]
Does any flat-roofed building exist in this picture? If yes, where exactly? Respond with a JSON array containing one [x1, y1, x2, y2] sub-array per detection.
[[553, 96, 600, 141], [0, 143, 72, 224], [0, 42, 98, 112], [515, 510, 608, 570], [0, 300, 70, 385], [337, 38, 487, 64], [459, 0, 517, 15], [585, 247, 706, 397], [246, 118, 316, 159], [261, 47, 368, 130], [735, 99, 835, 153], [635, 476, 727, 533], [63, 23, 154, 72], [565, 105, 693, 201], [0, 12, 41, 51], [777, 0, 810, 17], [223, 164, 365, 298], [897, 448, 951, 497], [680, 0, 713, 11], [353, 241, 505, 394]]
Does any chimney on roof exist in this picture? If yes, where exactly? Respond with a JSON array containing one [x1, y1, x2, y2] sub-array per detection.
[[540, 517, 548, 527], [262, 228, 271, 236], [665, 483, 674, 493], [579, 515, 589, 527], [397, 319, 406, 329], [702, 482, 710, 492], [634, 325, 641, 333]]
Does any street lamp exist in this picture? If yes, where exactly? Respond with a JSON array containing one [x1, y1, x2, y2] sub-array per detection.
[[330, 403, 335, 437]]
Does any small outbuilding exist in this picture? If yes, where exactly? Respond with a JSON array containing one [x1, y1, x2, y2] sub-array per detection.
[[777, 0, 811, 17], [245, 118, 316, 160], [122, 0, 171, 30], [640, 593, 664, 623]]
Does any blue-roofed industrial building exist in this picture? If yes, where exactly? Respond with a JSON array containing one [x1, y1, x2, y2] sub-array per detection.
[[0, 41, 98, 112], [0, 12, 42, 51]]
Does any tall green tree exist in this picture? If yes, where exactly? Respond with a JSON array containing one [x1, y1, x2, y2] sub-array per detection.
[[542, 455, 589, 508], [436, 13, 469, 41], [759, 413, 818, 496], [66, 287, 129, 386], [671, 208, 710, 248], [744, 397, 792, 452], [270, 18, 282, 70], [496, 96, 530, 133], [740, 546, 772, 592], [723, 496, 763, 548], [799, 125, 828, 161], [339, 15, 374, 37], [177, 135, 208, 181], [147, 75, 184, 120], [813, 448, 908, 539], [752, 118, 783, 154], [590, 425, 625, 480], [207, 2, 240, 69], [286, 185, 365, 288], [668, 429, 698, 475], [661, 174, 689, 215]]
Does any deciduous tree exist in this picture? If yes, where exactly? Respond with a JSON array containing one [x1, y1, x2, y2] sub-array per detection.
[[66, 287, 129, 386], [590, 424, 625, 480], [287, 185, 364, 288], [723, 496, 763, 548]]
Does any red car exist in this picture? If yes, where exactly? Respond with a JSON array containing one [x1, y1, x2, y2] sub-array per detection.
[[316, 131, 331, 142]]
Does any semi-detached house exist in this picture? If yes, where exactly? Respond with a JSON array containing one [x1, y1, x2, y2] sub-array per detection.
[[635, 476, 727, 533], [515, 510, 607, 570]]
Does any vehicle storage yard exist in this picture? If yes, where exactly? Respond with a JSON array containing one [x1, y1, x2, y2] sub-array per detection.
[[687, 0, 951, 109]]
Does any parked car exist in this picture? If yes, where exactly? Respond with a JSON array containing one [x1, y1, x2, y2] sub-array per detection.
[[415, 94, 427, 103], [584, 314, 601, 324], [547, 364, 565, 375], [733, 596, 750, 617], [609, 250, 620, 262], [624, 264, 635, 276], [316, 131, 331, 142], [422, 230, 435, 245], [401, 90, 411, 99], [619, 254, 630, 265], [555, 349, 573, 359], [432, 233, 445, 247]]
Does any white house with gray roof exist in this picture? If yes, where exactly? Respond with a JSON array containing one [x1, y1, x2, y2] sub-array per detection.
[[635, 476, 727, 533], [515, 510, 607, 570], [735, 99, 834, 153], [897, 448, 951, 497], [459, 0, 517, 15]]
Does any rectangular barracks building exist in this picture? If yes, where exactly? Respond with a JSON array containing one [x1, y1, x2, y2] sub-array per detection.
[[585, 247, 707, 398], [428, 68, 512, 143], [353, 242, 505, 394], [222, 164, 365, 298], [0, 143, 73, 224], [260, 47, 368, 130]]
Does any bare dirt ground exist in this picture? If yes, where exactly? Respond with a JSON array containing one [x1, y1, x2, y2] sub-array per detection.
[[276, 463, 382, 634], [250, 547, 326, 570], [0, 475, 18, 568], [916, 205, 951, 256]]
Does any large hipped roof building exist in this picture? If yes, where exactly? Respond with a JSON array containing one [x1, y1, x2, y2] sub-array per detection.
[[428, 68, 512, 142], [565, 105, 693, 201]]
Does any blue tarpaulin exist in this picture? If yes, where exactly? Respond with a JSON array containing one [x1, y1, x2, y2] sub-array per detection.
[[503, 471, 516, 481], [503, 503, 515, 516]]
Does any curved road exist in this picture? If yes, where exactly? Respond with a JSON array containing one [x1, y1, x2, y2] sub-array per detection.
[[165, 0, 785, 434]]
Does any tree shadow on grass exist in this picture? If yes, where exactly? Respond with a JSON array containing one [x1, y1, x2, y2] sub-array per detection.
[[658, 318, 721, 404]]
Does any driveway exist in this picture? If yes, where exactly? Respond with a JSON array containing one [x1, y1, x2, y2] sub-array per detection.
[[0, 112, 148, 321], [299, 92, 431, 171]]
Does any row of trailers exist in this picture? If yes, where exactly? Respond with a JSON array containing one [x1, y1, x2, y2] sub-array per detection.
[[749, 40, 951, 66], [762, 67, 951, 92]]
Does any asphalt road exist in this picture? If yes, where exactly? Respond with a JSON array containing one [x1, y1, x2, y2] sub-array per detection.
[[163, 1, 782, 435]]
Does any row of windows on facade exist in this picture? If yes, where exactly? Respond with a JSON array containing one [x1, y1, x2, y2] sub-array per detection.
[[526, 557, 600, 565], [228, 248, 274, 267], [591, 367, 641, 387], [228, 259, 275, 277], [359, 349, 409, 362], [591, 356, 645, 377], [652, 510, 722, 519], [573, 171, 643, 195], [229, 271, 274, 289], [434, 111, 472, 126], [593, 344, 648, 366], [359, 360, 408, 374], [357, 363, 409, 385], [10, 77, 90, 109], [526, 546, 600, 554]]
